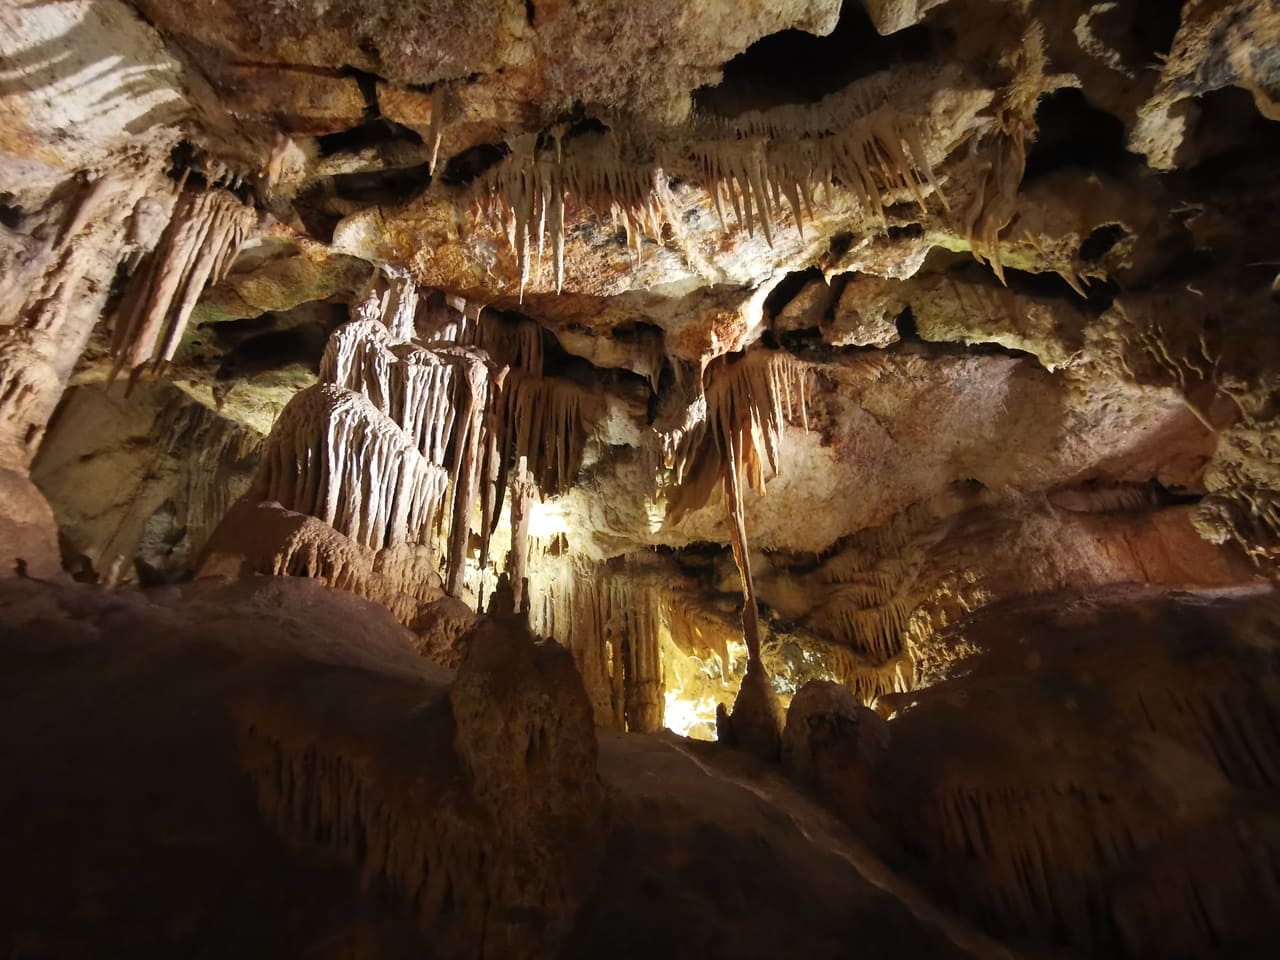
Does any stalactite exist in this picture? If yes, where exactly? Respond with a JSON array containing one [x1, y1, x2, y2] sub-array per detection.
[[963, 24, 1054, 284], [155, 395, 262, 557], [479, 85, 947, 295], [444, 353, 489, 597], [110, 188, 257, 378], [496, 369, 594, 495], [0, 161, 167, 468], [885, 763, 1280, 957], [722, 421, 764, 661], [663, 591, 735, 666], [661, 350, 809, 677], [525, 557, 665, 731]]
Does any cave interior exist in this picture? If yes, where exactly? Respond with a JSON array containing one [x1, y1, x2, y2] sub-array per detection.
[[2, 1, 1280, 958]]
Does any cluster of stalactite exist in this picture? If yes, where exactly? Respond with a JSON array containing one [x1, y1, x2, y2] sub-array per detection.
[[156, 397, 262, 551], [0, 150, 256, 483], [479, 72, 947, 297], [226, 274, 599, 618], [804, 547, 916, 703], [258, 384, 451, 552], [527, 556, 664, 732], [109, 186, 257, 380], [886, 701, 1280, 956], [0, 158, 170, 468]]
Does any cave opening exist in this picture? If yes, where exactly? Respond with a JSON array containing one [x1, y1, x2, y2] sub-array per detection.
[[1023, 88, 1131, 182], [692, 0, 945, 115], [440, 141, 511, 186], [315, 117, 425, 158]]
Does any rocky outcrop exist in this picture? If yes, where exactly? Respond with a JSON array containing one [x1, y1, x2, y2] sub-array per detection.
[[788, 584, 1280, 958], [1, 573, 993, 960]]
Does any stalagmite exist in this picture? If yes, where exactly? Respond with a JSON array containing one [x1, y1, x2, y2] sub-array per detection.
[[507, 457, 535, 613]]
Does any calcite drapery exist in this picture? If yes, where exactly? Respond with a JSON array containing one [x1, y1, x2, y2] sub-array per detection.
[[663, 349, 810, 665], [110, 186, 258, 379], [0, 162, 167, 469], [207, 273, 601, 629]]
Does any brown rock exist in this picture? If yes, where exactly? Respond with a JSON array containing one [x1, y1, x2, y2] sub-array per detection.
[[0, 468, 62, 579], [829, 274, 905, 347]]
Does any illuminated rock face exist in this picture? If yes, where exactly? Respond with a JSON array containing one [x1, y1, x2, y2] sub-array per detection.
[[3, 0, 1280, 956]]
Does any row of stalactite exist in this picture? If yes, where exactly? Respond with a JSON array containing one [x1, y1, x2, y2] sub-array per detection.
[[478, 79, 947, 297], [526, 559, 664, 732]]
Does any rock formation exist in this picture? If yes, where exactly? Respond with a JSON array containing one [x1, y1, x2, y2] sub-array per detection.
[[2, 0, 1280, 957]]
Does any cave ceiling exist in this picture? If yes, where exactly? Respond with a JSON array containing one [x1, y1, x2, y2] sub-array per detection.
[[3, 0, 1280, 698]]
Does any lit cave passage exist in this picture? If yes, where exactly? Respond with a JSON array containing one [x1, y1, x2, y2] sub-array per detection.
[[2, 0, 1280, 957]]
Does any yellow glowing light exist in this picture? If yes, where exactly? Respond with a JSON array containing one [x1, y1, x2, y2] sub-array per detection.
[[527, 498, 569, 539], [663, 689, 721, 741]]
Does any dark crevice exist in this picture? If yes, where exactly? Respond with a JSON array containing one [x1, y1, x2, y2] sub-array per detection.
[[211, 302, 347, 380], [166, 139, 200, 185], [165, 140, 255, 205], [441, 142, 511, 187], [293, 186, 343, 244], [337, 66, 382, 120], [564, 116, 609, 141], [693, 0, 947, 116], [1079, 224, 1128, 263], [896, 307, 919, 340], [0, 197, 23, 229], [887, 221, 925, 241], [316, 118, 423, 158], [216, 329, 326, 380], [1133, 0, 1185, 59], [779, 315, 1048, 367], [1023, 89, 1130, 182], [525, 0, 536, 27], [1176, 86, 1280, 172], [826, 232, 855, 263], [1048, 479, 1204, 514], [331, 162, 434, 205], [1090, 0, 1185, 64], [961, 261, 1100, 304], [764, 268, 823, 322], [777, 327, 823, 351], [942, 260, 1116, 313]]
